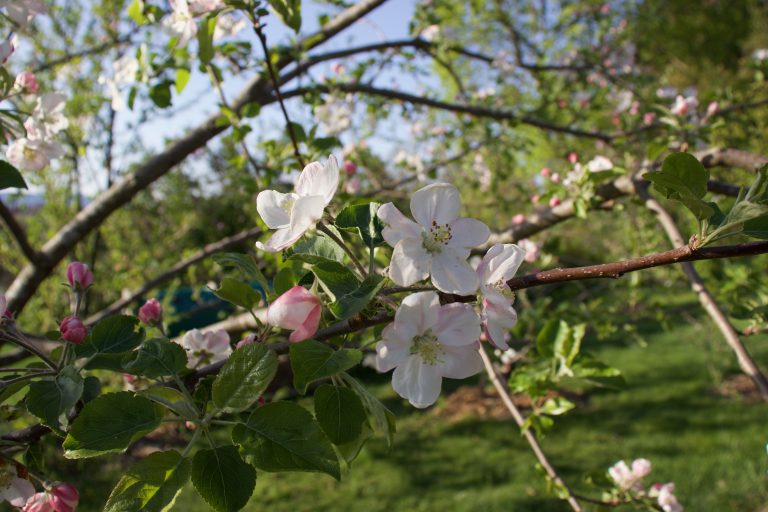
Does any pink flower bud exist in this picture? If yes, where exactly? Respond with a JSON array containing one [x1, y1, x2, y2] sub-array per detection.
[[567, 152, 578, 164], [15, 71, 38, 94], [65, 262, 93, 291], [539, 167, 551, 178], [631, 458, 652, 479], [266, 286, 322, 343], [549, 196, 561, 208], [557, 98, 566, 109], [22, 492, 52, 512], [343, 161, 357, 176], [512, 214, 525, 225], [236, 333, 256, 349], [330, 62, 344, 74], [60, 316, 87, 344], [138, 298, 162, 326], [185, 421, 197, 430], [530, 194, 540, 204], [550, 172, 561, 184], [344, 177, 361, 194], [643, 112, 656, 125], [49, 483, 78, 512], [705, 101, 719, 118]]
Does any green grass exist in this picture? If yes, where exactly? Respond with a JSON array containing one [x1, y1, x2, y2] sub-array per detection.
[[34, 301, 768, 512]]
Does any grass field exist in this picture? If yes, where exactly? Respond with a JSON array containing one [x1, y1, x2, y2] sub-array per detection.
[[32, 298, 768, 512]]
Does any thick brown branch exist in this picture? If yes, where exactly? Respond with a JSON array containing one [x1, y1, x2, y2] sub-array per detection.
[[0, 199, 40, 264]]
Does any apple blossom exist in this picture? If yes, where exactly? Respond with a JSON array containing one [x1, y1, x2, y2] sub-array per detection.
[[213, 14, 247, 41], [49, 483, 78, 512], [608, 458, 652, 491], [753, 48, 768, 61], [549, 197, 561, 208], [179, 328, 231, 367], [98, 55, 140, 111], [643, 112, 656, 125], [255, 156, 339, 252], [24, 93, 69, 141], [22, 492, 51, 512], [14, 71, 38, 94], [586, 155, 613, 172], [163, 0, 197, 46], [343, 161, 357, 176], [5, 138, 64, 172], [0, 470, 34, 508], [0, 1, 44, 27], [670, 95, 698, 116], [266, 286, 321, 343], [65, 262, 93, 291], [518, 239, 540, 262], [476, 244, 525, 349], [315, 96, 353, 135], [375, 291, 482, 408], [704, 101, 719, 119], [650, 483, 683, 512], [567, 152, 578, 164], [420, 24, 440, 41], [550, 172, 561, 183], [60, 317, 87, 344], [187, 0, 223, 15], [539, 167, 551, 177], [138, 298, 162, 326], [511, 214, 525, 225], [377, 183, 490, 294], [344, 176, 361, 194]]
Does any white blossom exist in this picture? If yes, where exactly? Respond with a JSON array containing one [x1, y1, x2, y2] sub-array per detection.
[[256, 156, 339, 252], [0, 0, 44, 28], [179, 328, 231, 367], [315, 96, 353, 135], [586, 155, 613, 172], [0, 474, 35, 508], [6, 137, 64, 172], [163, 0, 197, 46], [476, 244, 525, 349], [377, 183, 490, 294], [375, 291, 482, 408], [24, 93, 69, 140]]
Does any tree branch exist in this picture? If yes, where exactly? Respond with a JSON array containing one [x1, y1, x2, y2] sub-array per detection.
[[0, 198, 41, 264]]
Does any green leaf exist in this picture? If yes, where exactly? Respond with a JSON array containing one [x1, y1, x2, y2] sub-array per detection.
[[211, 277, 261, 310], [175, 68, 191, 93], [212, 344, 278, 413], [313, 384, 367, 444], [573, 358, 625, 389], [645, 152, 713, 221], [127, 0, 146, 24], [240, 102, 261, 118], [311, 260, 359, 301], [273, 267, 296, 295], [149, 81, 173, 108], [77, 315, 145, 357], [104, 450, 191, 512], [232, 401, 340, 479], [744, 215, 768, 239], [212, 252, 269, 296], [267, 0, 302, 32], [336, 421, 373, 465], [328, 275, 385, 319], [340, 373, 396, 447], [123, 338, 187, 378], [63, 392, 164, 458], [287, 121, 306, 142], [290, 340, 362, 394], [82, 376, 101, 403], [287, 234, 345, 264], [536, 319, 568, 359], [335, 202, 385, 247], [140, 387, 197, 419], [191, 446, 256, 512], [198, 15, 218, 64], [0, 160, 27, 191], [26, 366, 83, 429], [539, 397, 575, 416]]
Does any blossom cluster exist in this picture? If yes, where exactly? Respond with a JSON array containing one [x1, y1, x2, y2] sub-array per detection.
[[607, 458, 683, 511]]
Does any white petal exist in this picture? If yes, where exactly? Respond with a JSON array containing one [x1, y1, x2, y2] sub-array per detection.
[[447, 218, 490, 255], [389, 238, 431, 287], [485, 244, 526, 285], [256, 190, 295, 228], [410, 182, 461, 227], [395, 291, 440, 338], [435, 302, 481, 346], [289, 194, 327, 233], [484, 301, 517, 349], [437, 344, 483, 379], [256, 226, 305, 252], [295, 156, 339, 204], [431, 252, 479, 294], [392, 355, 442, 408], [377, 202, 421, 247], [485, 320, 510, 350], [375, 325, 411, 372]]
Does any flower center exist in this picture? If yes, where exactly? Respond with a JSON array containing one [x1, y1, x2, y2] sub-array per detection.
[[410, 329, 443, 365], [421, 221, 452, 254], [492, 280, 516, 301]]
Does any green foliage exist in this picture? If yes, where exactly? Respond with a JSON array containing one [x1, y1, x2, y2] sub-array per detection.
[[191, 446, 256, 512], [0, 160, 27, 191], [76, 315, 145, 357], [63, 392, 165, 458], [702, 167, 768, 244], [335, 202, 385, 248], [232, 401, 340, 479], [287, 234, 346, 264], [313, 384, 367, 445], [211, 277, 261, 310], [212, 344, 278, 413], [328, 275, 386, 320], [25, 366, 83, 430], [198, 15, 218, 64], [311, 260, 359, 301], [104, 450, 191, 512], [290, 340, 362, 394], [213, 252, 270, 296], [645, 153, 713, 224], [267, 0, 302, 32], [340, 373, 396, 447], [122, 338, 188, 378]]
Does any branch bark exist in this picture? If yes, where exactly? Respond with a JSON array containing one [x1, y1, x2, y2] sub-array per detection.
[[0, 198, 41, 264]]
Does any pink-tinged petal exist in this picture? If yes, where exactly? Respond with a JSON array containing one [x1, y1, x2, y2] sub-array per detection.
[[394, 291, 440, 337], [289, 194, 326, 233], [483, 300, 517, 349], [256, 190, 295, 228], [430, 252, 479, 294], [389, 238, 430, 287], [206, 330, 231, 354], [435, 302, 481, 347], [484, 320, 509, 350], [391, 355, 442, 408], [485, 244, 525, 285], [410, 182, 461, 227], [288, 304, 321, 342], [437, 344, 483, 379], [294, 156, 339, 204], [375, 325, 411, 372], [267, 286, 321, 330], [1, 477, 34, 508], [256, 226, 304, 252], [377, 202, 421, 247], [447, 218, 490, 255]]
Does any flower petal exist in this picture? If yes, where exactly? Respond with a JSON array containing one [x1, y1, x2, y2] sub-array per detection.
[[447, 218, 490, 256], [389, 238, 430, 287], [437, 344, 483, 379], [435, 302, 481, 346], [256, 226, 305, 252], [290, 194, 327, 233], [295, 156, 339, 204], [377, 202, 421, 247], [410, 182, 461, 227], [392, 355, 442, 408], [375, 325, 411, 372], [485, 243, 526, 285], [256, 190, 295, 228], [431, 252, 479, 294], [484, 301, 517, 349], [289, 304, 321, 342], [394, 291, 440, 338]]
